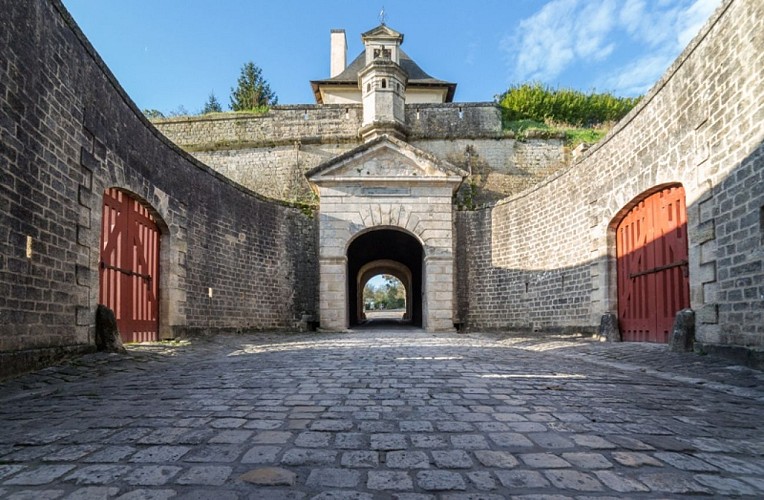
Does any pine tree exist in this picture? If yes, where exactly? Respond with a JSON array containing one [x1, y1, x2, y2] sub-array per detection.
[[202, 92, 222, 114], [229, 61, 278, 111]]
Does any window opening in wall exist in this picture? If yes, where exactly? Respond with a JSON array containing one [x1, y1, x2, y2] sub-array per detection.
[[381, 78, 387, 89], [458, 107, 464, 119], [303, 111, 309, 120], [345, 108, 349, 119], [367, 83, 371, 92]]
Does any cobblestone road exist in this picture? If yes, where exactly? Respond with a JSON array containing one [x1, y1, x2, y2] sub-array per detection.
[[1, 328, 763, 499]]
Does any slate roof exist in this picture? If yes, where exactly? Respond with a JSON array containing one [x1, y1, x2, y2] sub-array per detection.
[[311, 49, 457, 103]]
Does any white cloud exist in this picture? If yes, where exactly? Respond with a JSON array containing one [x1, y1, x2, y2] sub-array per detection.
[[503, 0, 723, 94], [599, 53, 675, 96]]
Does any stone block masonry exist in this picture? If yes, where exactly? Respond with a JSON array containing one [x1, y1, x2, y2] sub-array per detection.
[[0, 0, 318, 378], [154, 104, 566, 204], [457, 0, 764, 364]]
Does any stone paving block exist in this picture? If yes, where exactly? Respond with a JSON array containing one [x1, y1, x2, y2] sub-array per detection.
[[606, 436, 654, 451], [653, 451, 717, 471], [436, 422, 474, 433], [137, 428, 189, 445], [450, 434, 488, 449], [390, 494, 433, 500], [129, 445, 190, 463], [123, 465, 181, 485], [244, 419, 283, 430], [0, 465, 25, 480], [209, 430, 254, 444], [359, 421, 396, 432], [175, 465, 232, 485], [610, 451, 663, 467], [466, 470, 496, 490], [241, 445, 282, 464], [310, 420, 354, 431], [400, 421, 434, 432], [181, 445, 242, 463], [7, 490, 65, 499], [81, 446, 136, 463], [115, 488, 176, 499], [474, 450, 519, 468], [367, 470, 413, 490], [519, 453, 571, 469], [593, 470, 649, 493], [569, 434, 616, 449], [505, 422, 548, 433], [527, 432, 575, 449], [416, 470, 467, 491], [637, 472, 711, 494], [543, 469, 604, 491], [179, 489, 240, 500], [281, 448, 337, 466], [210, 418, 247, 429], [252, 431, 292, 444], [42, 445, 101, 462], [488, 432, 534, 448], [387, 451, 431, 469], [432, 450, 473, 469], [334, 433, 366, 449], [370, 433, 407, 450], [495, 470, 551, 488], [560, 452, 613, 469], [65, 486, 120, 499], [2, 464, 75, 485], [295, 431, 332, 448], [341, 450, 379, 468], [693, 473, 757, 495], [310, 491, 373, 500], [693, 452, 764, 473], [177, 429, 217, 445], [64, 465, 131, 485], [410, 435, 448, 449], [305, 467, 361, 488], [440, 494, 504, 500]]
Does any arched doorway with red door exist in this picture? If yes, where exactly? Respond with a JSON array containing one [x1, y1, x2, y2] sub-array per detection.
[[99, 188, 163, 343], [614, 184, 690, 342]]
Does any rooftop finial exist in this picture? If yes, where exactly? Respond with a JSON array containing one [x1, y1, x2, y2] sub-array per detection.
[[379, 7, 386, 25]]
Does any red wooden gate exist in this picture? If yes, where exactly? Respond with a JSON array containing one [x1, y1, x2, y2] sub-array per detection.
[[99, 188, 160, 342], [616, 186, 689, 342]]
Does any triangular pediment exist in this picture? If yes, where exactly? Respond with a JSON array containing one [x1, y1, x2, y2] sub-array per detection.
[[306, 135, 466, 184], [361, 24, 404, 43]]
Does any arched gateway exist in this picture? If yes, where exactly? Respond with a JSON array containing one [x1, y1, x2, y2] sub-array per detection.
[[307, 136, 465, 331]]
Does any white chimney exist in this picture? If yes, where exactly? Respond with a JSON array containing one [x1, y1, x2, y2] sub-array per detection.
[[330, 29, 347, 77]]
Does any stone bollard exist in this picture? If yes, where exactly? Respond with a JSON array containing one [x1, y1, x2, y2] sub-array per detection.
[[95, 304, 127, 353], [669, 308, 695, 352], [598, 312, 621, 342]]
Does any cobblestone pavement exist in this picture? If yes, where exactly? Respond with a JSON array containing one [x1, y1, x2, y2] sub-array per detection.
[[1, 328, 763, 499]]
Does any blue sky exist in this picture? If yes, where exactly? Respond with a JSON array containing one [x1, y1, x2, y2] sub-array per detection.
[[61, 0, 721, 115]]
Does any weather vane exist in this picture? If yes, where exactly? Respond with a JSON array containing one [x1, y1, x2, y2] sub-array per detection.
[[379, 7, 386, 25]]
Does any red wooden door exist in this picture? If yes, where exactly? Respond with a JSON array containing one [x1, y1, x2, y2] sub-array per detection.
[[616, 186, 689, 342], [99, 188, 160, 342]]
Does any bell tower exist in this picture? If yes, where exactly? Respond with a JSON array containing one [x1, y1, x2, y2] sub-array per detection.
[[357, 25, 408, 141]]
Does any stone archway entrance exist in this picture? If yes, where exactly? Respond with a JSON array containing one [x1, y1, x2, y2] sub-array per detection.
[[306, 136, 466, 332], [348, 230, 423, 327]]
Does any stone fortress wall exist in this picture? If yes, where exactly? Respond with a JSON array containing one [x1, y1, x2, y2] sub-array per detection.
[[153, 104, 566, 205], [457, 0, 763, 362], [0, 0, 319, 378]]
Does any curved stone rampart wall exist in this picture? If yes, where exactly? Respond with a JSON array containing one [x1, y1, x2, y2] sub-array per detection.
[[458, 0, 763, 359], [154, 105, 565, 203], [0, 0, 318, 378]]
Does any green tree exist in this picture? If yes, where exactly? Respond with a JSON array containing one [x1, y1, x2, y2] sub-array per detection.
[[229, 61, 278, 111], [202, 92, 222, 114], [142, 109, 164, 119]]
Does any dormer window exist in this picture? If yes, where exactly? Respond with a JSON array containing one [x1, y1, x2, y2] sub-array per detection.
[[373, 46, 391, 59]]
